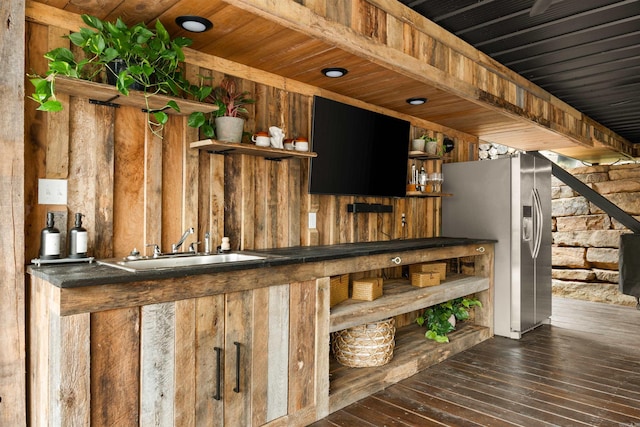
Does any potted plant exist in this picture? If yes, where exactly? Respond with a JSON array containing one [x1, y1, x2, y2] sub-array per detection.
[[416, 296, 482, 343], [410, 134, 438, 153], [28, 14, 212, 137], [422, 135, 441, 155], [207, 77, 255, 143]]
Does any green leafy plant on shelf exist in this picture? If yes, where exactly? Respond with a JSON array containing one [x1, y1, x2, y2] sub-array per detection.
[[28, 14, 213, 137], [417, 134, 438, 143], [416, 296, 482, 343], [189, 76, 255, 141]]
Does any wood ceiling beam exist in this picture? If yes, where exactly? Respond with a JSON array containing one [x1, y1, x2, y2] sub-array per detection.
[[226, 0, 635, 161]]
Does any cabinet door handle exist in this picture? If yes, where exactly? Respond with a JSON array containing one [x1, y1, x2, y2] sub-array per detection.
[[213, 347, 222, 401], [391, 256, 402, 265], [476, 246, 485, 253], [233, 341, 241, 393]]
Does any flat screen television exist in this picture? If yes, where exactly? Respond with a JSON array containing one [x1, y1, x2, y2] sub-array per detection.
[[309, 96, 410, 198]]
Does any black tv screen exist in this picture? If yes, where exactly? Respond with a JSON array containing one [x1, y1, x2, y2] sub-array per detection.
[[309, 96, 410, 198]]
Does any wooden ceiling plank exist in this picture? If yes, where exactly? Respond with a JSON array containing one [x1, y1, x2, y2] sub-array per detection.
[[225, 0, 633, 160], [157, 0, 229, 36], [27, 0, 634, 161]]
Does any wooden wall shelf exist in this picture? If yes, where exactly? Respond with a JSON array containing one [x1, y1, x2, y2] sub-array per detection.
[[191, 139, 318, 160], [406, 191, 452, 197], [55, 77, 218, 115], [408, 151, 447, 160]]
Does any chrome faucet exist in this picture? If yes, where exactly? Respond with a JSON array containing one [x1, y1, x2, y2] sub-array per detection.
[[172, 227, 194, 253], [146, 243, 162, 258]]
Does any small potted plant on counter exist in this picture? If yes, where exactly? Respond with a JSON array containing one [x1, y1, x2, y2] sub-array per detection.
[[416, 296, 482, 343]]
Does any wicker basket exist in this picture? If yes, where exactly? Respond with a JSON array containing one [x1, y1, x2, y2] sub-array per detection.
[[331, 318, 395, 367], [411, 271, 441, 287], [351, 277, 383, 301], [409, 262, 447, 280], [330, 274, 349, 307]]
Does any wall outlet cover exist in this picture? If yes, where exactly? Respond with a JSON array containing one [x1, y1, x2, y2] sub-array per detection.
[[38, 179, 67, 205]]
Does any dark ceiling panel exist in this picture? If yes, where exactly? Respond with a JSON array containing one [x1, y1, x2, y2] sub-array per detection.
[[398, 0, 640, 144]]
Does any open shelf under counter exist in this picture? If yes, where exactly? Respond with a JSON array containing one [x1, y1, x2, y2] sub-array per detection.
[[54, 77, 218, 115], [191, 139, 318, 160], [329, 321, 491, 413], [330, 274, 490, 333]]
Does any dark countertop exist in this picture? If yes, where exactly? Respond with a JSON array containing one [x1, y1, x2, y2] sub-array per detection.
[[27, 237, 494, 288]]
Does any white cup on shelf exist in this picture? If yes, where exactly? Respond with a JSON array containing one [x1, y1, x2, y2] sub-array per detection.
[[252, 134, 271, 147], [294, 137, 309, 152], [294, 142, 309, 151]]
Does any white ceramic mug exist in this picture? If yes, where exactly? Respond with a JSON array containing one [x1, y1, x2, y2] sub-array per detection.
[[294, 141, 309, 151], [252, 135, 271, 147]]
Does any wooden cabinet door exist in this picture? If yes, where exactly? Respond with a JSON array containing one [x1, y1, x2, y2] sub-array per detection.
[[223, 289, 253, 426], [223, 281, 320, 426], [223, 285, 291, 426]]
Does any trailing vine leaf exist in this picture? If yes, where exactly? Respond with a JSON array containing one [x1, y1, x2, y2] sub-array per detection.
[[166, 100, 180, 113], [153, 111, 169, 125], [188, 112, 205, 128], [39, 100, 64, 112]]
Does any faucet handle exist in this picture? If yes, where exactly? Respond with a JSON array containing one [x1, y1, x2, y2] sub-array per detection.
[[189, 241, 200, 253], [146, 243, 161, 257]]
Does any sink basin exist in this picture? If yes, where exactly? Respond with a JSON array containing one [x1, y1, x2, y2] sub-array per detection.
[[97, 253, 267, 272]]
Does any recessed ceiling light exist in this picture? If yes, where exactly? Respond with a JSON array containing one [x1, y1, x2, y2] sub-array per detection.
[[406, 97, 427, 105], [176, 16, 213, 33], [321, 68, 348, 78]]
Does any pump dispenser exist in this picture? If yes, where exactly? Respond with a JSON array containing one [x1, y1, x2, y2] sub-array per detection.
[[39, 212, 61, 259], [69, 212, 88, 258]]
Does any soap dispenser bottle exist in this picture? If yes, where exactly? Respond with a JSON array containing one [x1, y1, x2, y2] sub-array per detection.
[[68, 212, 88, 258], [39, 212, 61, 259]]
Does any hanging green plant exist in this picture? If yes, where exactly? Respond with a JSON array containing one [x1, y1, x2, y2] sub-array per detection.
[[416, 296, 482, 343], [28, 14, 213, 137]]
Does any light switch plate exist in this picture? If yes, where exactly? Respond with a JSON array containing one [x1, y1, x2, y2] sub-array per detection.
[[38, 179, 67, 205], [308, 212, 317, 229]]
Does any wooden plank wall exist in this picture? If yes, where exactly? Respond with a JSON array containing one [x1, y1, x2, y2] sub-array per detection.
[[23, 20, 476, 263], [1, 0, 26, 425]]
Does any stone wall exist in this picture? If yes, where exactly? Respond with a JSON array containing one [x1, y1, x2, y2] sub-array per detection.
[[552, 163, 640, 306]]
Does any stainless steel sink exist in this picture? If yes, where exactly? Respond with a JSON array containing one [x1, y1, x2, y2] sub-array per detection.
[[97, 252, 267, 272]]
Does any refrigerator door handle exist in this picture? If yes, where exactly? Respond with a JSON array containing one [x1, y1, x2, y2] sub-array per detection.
[[523, 216, 533, 243], [532, 188, 543, 259]]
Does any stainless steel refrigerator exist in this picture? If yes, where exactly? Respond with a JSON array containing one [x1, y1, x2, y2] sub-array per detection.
[[442, 153, 552, 339]]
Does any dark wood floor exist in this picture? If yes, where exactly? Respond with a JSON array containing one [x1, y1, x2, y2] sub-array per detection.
[[312, 297, 640, 426]]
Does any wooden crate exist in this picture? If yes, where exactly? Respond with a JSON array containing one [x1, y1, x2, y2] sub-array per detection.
[[351, 277, 383, 301], [330, 274, 350, 307], [409, 262, 447, 280], [411, 271, 440, 288]]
